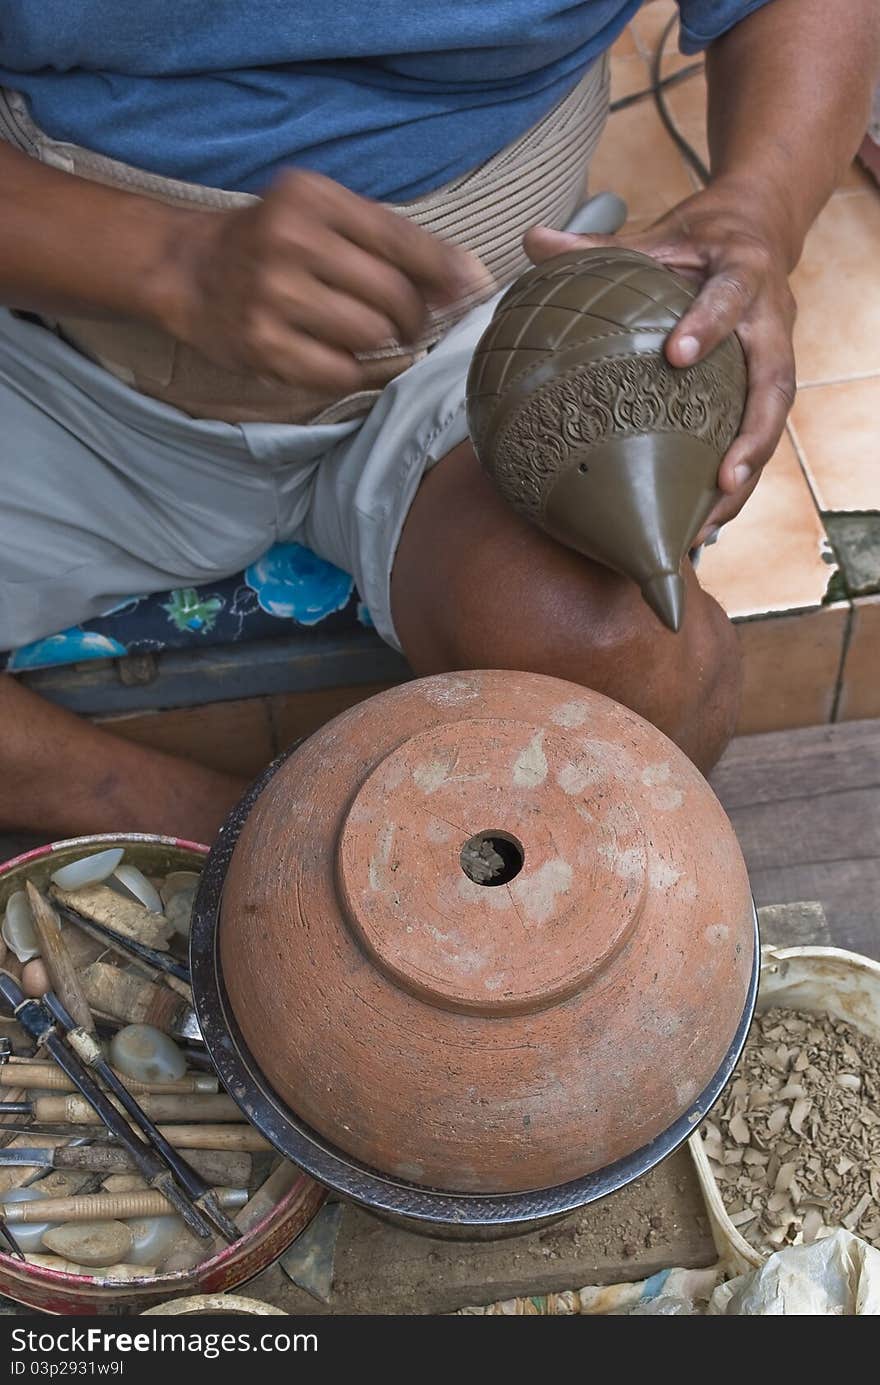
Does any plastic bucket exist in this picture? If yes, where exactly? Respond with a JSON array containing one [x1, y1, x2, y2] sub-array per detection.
[[689, 944, 880, 1275]]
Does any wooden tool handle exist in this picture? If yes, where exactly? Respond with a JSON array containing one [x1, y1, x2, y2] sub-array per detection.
[[78, 962, 186, 1032], [1, 1065, 71, 1091], [25, 884, 94, 1032], [53, 1145, 251, 1186], [2, 1064, 218, 1096], [150, 1124, 270, 1152], [4, 1188, 246, 1223], [3, 1122, 269, 1152], [162, 976, 193, 1003], [33, 1094, 240, 1124]]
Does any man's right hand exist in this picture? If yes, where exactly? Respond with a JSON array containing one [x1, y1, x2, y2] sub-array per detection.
[[155, 169, 492, 393]]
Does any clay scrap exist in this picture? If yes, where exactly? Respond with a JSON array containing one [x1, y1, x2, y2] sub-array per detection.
[[701, 1007, 880, 1254]]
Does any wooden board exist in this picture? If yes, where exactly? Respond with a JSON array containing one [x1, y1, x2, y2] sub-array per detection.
[[710, 719, 880, 808], [248, 1149, 715, 1316], [710, 719, 880, 960]]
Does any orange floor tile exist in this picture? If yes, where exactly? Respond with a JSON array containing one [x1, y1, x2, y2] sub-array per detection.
[[662, 68, 709, 169], [791, 193, 880, 386], [609, 21, 639, 59], [631, 0, 691, 70], [589, 55, 694, 216], [698, 432, 835, 619], [790, 378, 880, 514]]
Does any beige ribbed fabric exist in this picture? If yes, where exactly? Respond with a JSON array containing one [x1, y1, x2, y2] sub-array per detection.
[[0, 57, 609, 424]]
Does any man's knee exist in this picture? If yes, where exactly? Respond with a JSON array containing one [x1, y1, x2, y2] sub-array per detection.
[[536, 567, 741, 770], [394, 443, 740, 768], [445, 557, 740, 771]]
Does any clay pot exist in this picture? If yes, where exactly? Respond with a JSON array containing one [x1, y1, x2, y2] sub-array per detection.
[[466, 248, 747, 631], [217, 671, 755, 1197]]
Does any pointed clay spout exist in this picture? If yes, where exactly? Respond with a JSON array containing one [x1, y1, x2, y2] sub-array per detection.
[[642, 572, 686, 633]]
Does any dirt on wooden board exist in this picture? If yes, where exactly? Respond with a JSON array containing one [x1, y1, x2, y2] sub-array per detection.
[[249, 1148, 714, 1315]]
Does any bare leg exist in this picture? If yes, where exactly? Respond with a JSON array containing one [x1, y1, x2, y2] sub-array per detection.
[[393, 442, 741, 774], [0, 438, 739, 841], [0, 675, 245, 842]]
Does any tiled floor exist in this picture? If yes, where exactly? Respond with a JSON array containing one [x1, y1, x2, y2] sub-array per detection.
[[599, 3, 880, 733], [697, 434, 833, 620], [590, 49, 694, 218], [837, 596, 880, 722], [791, 379, 880, 513]]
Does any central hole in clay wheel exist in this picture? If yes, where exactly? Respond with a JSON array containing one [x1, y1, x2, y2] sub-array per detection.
[[459, 831, 524, 887]]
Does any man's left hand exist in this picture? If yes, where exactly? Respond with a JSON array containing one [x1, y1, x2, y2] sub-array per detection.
[[524, 180, 798, 544]]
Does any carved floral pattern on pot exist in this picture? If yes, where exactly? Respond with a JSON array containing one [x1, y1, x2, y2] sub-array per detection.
[[466, 248, 747, 631]]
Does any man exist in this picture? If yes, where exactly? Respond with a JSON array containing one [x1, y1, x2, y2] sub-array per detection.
[[0, 1, 876, 843]]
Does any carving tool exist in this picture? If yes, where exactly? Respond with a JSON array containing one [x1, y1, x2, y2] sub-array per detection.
[[25, 885, 95, 1031], [0, 1146, 251, 1185], [0, 1061, 217, 1095], [0, 975, 216, 1241], [77, 962, 201, 1039], [53, 900, 190, 989], [0, 1095, 239, 1123], [43, 992, 241, 1242], [49, 884, 170, 950], [161, 1154, 301, 1272], [3, 905, 229, 1239], [0, 1217, 24, 1260], [3, 1188, 248, 1224], [0, 1122, 271, 1151]]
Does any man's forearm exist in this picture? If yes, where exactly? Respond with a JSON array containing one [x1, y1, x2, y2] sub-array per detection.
[[0, 142, 201, 325], [0, 137, 482, 391], [705, 0, 880, 267]]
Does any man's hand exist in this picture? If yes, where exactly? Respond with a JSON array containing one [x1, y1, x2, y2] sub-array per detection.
[[524, 178, 798, 544], [158, 169, 492, 394]]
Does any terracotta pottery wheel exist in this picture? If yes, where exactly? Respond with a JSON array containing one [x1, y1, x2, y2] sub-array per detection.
[[466, 248, 747, 632], [218, 671, 755, 1196]]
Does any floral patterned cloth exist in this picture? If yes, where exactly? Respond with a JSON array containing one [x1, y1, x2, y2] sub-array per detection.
[[2, 542, 371, 673]]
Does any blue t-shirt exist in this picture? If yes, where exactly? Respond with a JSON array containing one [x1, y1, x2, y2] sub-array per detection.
[[0, 2, 769, 201]]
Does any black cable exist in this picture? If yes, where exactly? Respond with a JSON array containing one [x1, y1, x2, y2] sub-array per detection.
[[650, 14, 711, 185], [608, 60, 703, 113]]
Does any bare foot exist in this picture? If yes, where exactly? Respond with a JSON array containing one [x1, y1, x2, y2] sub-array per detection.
[[1, 675, 246, 844]]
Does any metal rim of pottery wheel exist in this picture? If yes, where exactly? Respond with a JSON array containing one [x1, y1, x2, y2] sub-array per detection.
[[191, 748, 760, 1228]]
